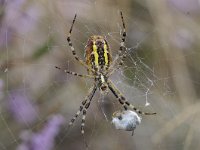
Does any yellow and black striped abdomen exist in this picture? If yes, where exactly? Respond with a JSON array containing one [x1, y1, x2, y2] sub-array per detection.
[[85, 35, 112, 73]]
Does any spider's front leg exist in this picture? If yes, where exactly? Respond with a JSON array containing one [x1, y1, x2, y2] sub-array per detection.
[[107, 80, 156, 115], [67, 14, 95, 73], [109, 11, 128, 75], [118, 11, 127, 59], [55, 66, 94, 79]]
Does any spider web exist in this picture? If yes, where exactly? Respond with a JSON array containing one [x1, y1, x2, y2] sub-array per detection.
[[1, 0, 200, 150]]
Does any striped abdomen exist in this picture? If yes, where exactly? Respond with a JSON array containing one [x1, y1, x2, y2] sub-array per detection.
[[85, 35, 112, 74]]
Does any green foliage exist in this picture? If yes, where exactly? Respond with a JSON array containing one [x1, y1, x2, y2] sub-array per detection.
[[32, 37, 54, 60]]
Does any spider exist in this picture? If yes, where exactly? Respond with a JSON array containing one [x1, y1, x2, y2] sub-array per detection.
[[55, 11, 156, 135]]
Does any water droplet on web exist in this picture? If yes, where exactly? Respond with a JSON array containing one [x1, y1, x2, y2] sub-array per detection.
[[4, 68, 8, 72], [145, 102, 150, 106]]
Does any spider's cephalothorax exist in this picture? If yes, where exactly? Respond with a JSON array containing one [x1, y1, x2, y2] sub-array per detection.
[[85, 35, 112, 93], [55, 11, 156, 137]]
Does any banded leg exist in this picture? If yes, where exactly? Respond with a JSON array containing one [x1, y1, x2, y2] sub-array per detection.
[[81, 109, 87, 134], [55, 66, 94, 79], [80, 91, 94, 135], [115, 11, 127, 63], [107, 53, 128, 76], [108, 80, 156, 115], [68, 85, 97, 127], [108, 11, 127, 74], [119, 11, 127, 56], [69, 103, 85, 126], [67, 14, 95, 73]]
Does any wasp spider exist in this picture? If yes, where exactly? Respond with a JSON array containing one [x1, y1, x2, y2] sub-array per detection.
[[56, 11, 156, 135]]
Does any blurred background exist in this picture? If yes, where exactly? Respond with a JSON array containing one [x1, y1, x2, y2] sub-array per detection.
[[1, 0, 200, 150]]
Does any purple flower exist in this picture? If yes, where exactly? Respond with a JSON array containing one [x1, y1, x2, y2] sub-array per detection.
[[4, 0, 40, 33], [168, 0, 200, 14], [0, 79, 3, 89], [7, 89, 38, 125], [0, 0, 26, 47], [0, 79, 4, 99], [0, 27, 12, 48], [0, 0, 40, 47], [16, 144, 29, 150], [17, 114, 65, 150], [170, 28, 194, 50]]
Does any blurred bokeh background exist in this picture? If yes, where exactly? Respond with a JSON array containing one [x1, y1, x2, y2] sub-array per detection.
[[1, 0, 200, 150]]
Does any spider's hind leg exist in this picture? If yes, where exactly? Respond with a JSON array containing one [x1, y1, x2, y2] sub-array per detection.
[[108, 80, 156, 115], [67, 85, 97, 128]]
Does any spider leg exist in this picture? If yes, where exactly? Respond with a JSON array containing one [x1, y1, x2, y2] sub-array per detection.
[[80, 90, 95, 135], [67, 14, 95, 73], [55, 66, 94, 79], [81, 109, 87, 134], [119, 11, 127, 57], [107, 56, 127, 76], [108, 11, 127, 75], [68, 85, 97, 127], [108, 80, 156, 115]]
